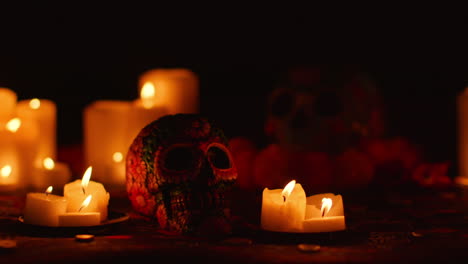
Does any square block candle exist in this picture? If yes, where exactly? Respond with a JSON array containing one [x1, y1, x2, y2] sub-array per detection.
[[58, 195, 101, 227], [23, 186, 67, 227], [64, 166, 109, 221]]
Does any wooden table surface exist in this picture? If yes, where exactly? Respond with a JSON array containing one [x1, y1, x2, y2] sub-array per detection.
[[1, 184, 468, 264]]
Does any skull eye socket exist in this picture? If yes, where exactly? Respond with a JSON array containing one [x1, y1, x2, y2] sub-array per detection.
[[207, 146, 231, 169], [270, 90, 295, 117], [164, 147, 196, 171]]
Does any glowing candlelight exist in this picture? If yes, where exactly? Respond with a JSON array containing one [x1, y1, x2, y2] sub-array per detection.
[[141, 82, 156, 109], [6, 118, 21, 133], [43, 157, 55, 170], [29, 98, 41, 109], [321, 198, 332, 218], [1, 165, 12, 178], [79, 195, 92, 212], [112, 152, 123, 163], [282, 180, 296, 202], [45, 186, 53, 196], [82, 166, 92, 194]]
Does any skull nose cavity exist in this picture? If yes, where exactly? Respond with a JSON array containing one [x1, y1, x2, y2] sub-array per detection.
[[314, 91, 343, 117], [270, 91, 295, 117], [291, 108, 308, 129]]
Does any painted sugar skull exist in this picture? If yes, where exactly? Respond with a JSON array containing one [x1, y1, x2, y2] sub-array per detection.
[[265, 66, 385, 154], [126, 114, 237, 235]]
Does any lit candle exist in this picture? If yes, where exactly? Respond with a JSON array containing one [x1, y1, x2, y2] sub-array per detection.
[[137, 68, 199, 114], [83, 100, 132, 187], [23, 186, 68, 226], [261, 180, 306, 232], [0, 128, 20, 189], [128, 83, 168, 148], [58, 194, 101, 226], [6, 117, 40, 189], [0, 87, 17, 125], [63, 166, 109, 221], [32, 157, 72, 191], [16, 98, 57, 166], [302, 193, 346, 232]]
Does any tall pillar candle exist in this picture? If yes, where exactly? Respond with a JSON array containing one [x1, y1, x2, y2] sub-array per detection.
[[32, 158, 72, 191], [16, 98, 57, 166], [128, 93, 168, 147], [0, 88, 17, 126], [83, 100, 131, 187], [138, 68, 199, 114], [0, 129, 20, 189], [6, 117, 40, 189]]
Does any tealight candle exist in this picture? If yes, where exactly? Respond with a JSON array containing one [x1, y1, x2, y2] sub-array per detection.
[[63, 166, 109, 221], [32, 157, 72, 191], [261, 180, 306, 232], [23, 186, 68, 226], [58, 195, 101, 226], [302, 193, 346, 232]]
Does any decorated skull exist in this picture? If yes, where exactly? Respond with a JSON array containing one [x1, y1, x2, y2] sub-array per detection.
[[126, 114, 237, 236], [265, 66, 385, 154]]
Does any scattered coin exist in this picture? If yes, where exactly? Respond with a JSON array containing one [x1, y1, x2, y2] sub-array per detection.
[[297, 244, 320, 253], [75, 234, 95, 242]]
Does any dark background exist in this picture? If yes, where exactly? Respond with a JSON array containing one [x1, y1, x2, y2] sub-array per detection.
[[0, 5, 466, 170]]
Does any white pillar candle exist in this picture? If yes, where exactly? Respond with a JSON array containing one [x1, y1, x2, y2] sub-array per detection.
[[6, 117, 40, 189], [128, 95, 168, 147], [0, 129, 20, 189], [23, 186, 68, 227], [302, 193, 346, 232], [458, 87, 468, 183], [261, 180, 306, 232], [32, 157, 71, 191], [63, 166, 109, 221], [138, 68, 199, 114], [83, 100, 132, 187], [0, 88, 17, 125], [16, 98, 57, 166], [58, 194, 101, 226]]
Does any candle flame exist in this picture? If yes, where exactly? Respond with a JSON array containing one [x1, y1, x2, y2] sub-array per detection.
[[140, 82, 155, 109], [29, 98, 41, 109], [0, 165, 12, 178], [46, 186, 53, 194], [43, 157, 55, 170], [321, 198, 332, 218], [112, 152, 123, 163], [79, 195, 92, 212], [6, 118, 21, 132], [81, 166, 92, 193], [281, 180, 296, 202]]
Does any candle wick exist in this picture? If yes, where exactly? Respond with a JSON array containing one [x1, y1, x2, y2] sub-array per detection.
[[82, 187, 86, 195], [79, 205, 84, 212], [282, 195, 286, 202]]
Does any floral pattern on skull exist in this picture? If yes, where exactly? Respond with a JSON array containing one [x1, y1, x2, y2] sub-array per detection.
[[126, 114, 237, 235]]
